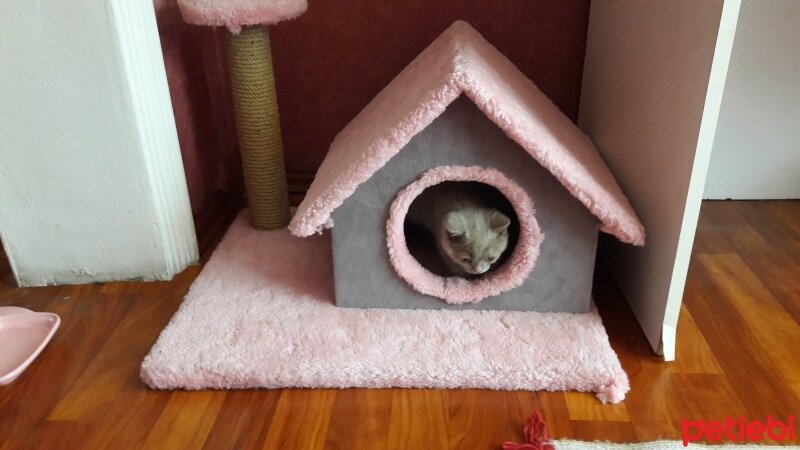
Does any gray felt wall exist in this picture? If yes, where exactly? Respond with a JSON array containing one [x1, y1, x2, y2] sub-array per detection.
[[331, 96, 599, 312]]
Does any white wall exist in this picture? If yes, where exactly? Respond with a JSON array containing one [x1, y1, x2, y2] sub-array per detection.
[[579, 0, 741, 359], [705, 0, 800, 200], [0, 0, 198, 286]]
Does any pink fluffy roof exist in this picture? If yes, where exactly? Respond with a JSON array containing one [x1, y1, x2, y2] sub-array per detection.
[[177, 0, 307, 32], [290, 21, 645, 245]]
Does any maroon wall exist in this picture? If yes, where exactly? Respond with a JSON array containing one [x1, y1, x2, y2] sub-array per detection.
[[154, 0, 241, 212], [155, 0, 591, 212]]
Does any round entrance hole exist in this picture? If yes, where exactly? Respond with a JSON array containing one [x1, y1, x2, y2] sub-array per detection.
[[404, 181, 519, 277], [386, 166, 543, 304]]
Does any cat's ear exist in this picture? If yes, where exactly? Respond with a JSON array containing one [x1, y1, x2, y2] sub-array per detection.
[[444, 212, 467, 244], [489, 211, 511, 235]]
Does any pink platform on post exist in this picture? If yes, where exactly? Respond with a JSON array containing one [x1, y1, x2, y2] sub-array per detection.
[[176, 0, 308, 229], [177, 0, 307, 32]]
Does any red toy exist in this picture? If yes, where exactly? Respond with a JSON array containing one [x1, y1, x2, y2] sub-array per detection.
[[503, 411, 555, 450]]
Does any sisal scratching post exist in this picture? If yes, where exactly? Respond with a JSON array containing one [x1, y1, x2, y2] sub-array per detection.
[[176, 0, 308, 230], [226, 27, 290, 229]]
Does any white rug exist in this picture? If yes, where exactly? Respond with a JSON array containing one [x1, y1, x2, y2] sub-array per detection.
[[556, 441, 798, 449], [141, 211, 629, 402]]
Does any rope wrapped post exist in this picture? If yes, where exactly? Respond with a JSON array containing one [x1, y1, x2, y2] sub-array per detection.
[[226, 27, 290, 229], [176, 0, 308, 230]]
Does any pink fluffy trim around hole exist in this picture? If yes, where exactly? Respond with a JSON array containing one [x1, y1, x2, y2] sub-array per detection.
[[386, 166, 543, 304]]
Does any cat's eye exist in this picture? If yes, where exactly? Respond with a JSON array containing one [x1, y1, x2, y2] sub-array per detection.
[[486, 257, 496, 263], [461, 256, 471, 263]]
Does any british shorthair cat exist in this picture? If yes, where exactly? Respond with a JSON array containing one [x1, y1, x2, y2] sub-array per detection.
[[406, 182, 511, 277]]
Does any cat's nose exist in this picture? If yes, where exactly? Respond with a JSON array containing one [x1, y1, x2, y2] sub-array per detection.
[[472, 263, 490, 274]]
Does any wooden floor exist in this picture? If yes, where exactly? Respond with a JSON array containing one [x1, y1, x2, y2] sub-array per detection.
[[1, 200, 799, 449]]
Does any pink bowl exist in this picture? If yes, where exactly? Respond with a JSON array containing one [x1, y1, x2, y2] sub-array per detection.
[[0, 306, 60, 386]]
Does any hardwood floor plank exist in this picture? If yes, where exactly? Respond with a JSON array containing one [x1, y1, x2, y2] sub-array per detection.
[[569, 420, 639, 442], [673, 306, 724, 374], [692, 212, 734, 254], [385, 389, 449, 450], [202, 390, 283, 450], [695, 254, 800, 389], [0, 291, 135, 442], [616, 362, 675, 441], [48, 289, 187, 421], [18, 421, 84, 450], [737, 201, 800, 266], [447, 390, 516, 450], [684, 255, 800, 417], [745, 256, 800, 326], [78, 388, 172, 449], [623, 366, 748, 441], [141, 390, 227, 449], [702, 202, 800, 324], [775, 200, 800, 235], [323, 389, 393, 450], [700, 201, 749, 230], [261, 389, 337, 450], [564, 392, 631, 422], [668, 373, 750, 429]]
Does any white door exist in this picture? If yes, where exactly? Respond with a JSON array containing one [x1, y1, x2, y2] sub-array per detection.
[[578, 0, 742, 360]]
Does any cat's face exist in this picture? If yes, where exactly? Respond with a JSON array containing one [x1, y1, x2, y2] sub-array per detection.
[[440, 209, 510, 275]]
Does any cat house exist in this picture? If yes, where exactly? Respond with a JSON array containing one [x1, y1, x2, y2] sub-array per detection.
[[289, 21, 645, 312]]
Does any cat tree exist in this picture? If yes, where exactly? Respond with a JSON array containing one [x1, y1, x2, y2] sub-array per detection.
[[177, 0, 308, 229]]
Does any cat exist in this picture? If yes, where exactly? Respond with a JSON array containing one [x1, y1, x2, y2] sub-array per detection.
[[405, 183, 511, 277]]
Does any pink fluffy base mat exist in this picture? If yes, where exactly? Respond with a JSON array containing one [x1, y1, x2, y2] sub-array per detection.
[[141, 211, 630, 403]]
